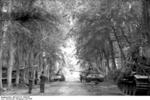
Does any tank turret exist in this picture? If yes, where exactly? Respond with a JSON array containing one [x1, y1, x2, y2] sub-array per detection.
[[118, 45, 150, 95]]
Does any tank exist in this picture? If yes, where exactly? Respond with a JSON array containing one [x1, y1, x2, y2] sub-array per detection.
[[118, 45, 150, 95]]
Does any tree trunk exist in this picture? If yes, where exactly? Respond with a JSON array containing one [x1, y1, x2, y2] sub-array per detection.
[[16, 50, 21, 86], [32, 52, 35, 85], [23, 53, 29, 84], [16, 65, 20, 86], [108, 34, 117, 70], [29, 51, 34, 85], [46, 64, 50, 82], [0, 48, 3, 90], [49, 61, 52, 81], [112, 26, 125, 66], [112, 26, 126, 60], [98, 53, 104, 72], [106, 57, 110, 72], [103, 50, 111, 71], [142, 0, 150, 43], [7, 44, 15, 89], [95, 56, 101, 73]]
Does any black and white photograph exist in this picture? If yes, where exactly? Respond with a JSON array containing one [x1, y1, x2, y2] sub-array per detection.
[[0, 0, 150, 97]]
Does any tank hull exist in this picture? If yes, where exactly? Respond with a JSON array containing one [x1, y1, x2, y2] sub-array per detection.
[[118, 75, 150, 95]]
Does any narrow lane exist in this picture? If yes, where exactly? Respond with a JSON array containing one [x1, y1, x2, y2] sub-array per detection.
[[57, 82, 90, 95], [2, 81, 123, 96]]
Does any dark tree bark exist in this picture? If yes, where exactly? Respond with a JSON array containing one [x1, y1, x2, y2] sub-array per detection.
[[112, 26, 126, 60], [142, 0, 150, 43], [108, 33, 117, 70], [7, 44, 15, 89], [103, 50, 111, 71], [0, 49, 3, 90], [16, 48, 21, 86]]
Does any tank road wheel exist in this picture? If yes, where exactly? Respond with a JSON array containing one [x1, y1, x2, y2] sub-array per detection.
[[124, 84, 128, 95], [122, 84, 126, 94], [127, 84, 133, 95], [132, 86, 137, 95], [146, 89, 150, 95], [128, 85, 132, 95], [130, 85, 136, 95], [126, 85, 129, 95]]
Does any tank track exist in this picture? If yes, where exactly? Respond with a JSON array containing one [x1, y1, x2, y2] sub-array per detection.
[[118, 75, 150, 95]]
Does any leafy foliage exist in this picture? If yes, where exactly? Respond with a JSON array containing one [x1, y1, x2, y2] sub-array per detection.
[[72, 0, 144, 76]]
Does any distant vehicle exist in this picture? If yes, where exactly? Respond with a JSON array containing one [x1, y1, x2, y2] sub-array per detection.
[[51, 74, 65, 82], [85, 74, 104, 83], [80, 73, 104, 83]]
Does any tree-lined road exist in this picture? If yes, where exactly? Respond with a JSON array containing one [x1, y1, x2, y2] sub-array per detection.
[[2, 81, 123, 96], [1, 0, 149, 96]]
